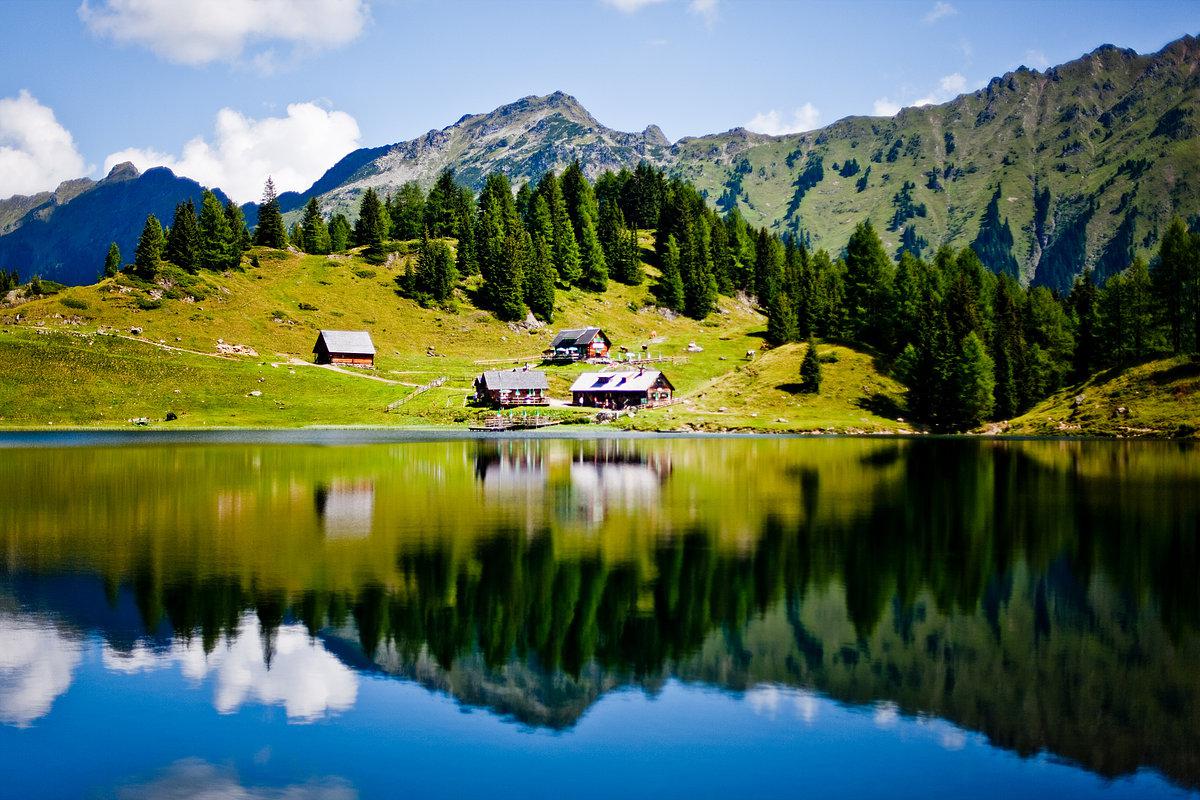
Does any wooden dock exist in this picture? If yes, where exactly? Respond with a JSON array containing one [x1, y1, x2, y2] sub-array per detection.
[[469, 412, 566, 431]]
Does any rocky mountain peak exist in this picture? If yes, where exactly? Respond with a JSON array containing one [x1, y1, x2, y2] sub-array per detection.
[[102, 161, 140, 183]]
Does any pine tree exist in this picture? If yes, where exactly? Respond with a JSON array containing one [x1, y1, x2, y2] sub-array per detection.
[[134, 214, 165, 279], [577, 211, 608, 291], [424, 169, 462, 238], [166, 200, 200, 271], [681, 216, 717, 319], [198, 190, 233, 271], [525, 196, 557, 322], [536, 172, 580, 286], [767, 287, 798, 345], [799, 336, 822, 393], [1070, 268, 1100, 378], [254, 177, 287, 249], [300, 198, 331, 255], [515, 182, 533, 225], [991, 275, 1028, 418], [951, 331, 996, 429], [657, 234, 685, 313], [476, 173, 525, 320], [390, 182, 426, 240], [843, 219, 894, 347], [617, 225, 643, 286], [1125, 255, 1156, 361], [561, 160, 598, 242], [753, 228, 781, 306], [103, 242, 121, 278], [328, 214, 351, 252], [225, 200, 251, 262], [1153, 216, 1193, 354], [412, 228, 456, 303], [354, 188, 387, 261], [709, 216, 735, 295]]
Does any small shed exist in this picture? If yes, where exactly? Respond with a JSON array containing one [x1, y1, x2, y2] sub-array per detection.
[[475, 367, 550, 407], [570, 369, 674, 409], [313, 330, 376, 367], [548, 327, 612, 361]]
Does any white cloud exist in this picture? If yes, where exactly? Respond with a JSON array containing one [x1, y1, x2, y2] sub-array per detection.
[[746, 103, 821, 136], [688, 0, 718, 26], [103, 614, 358, 722], [913, 72, 967, 106], [0, 91, 89, 199], [104, 102, 361, 203], [873, 98, 902, 117], [875, 72, 970, 116], [923, 1, 957, 23], [1025, 49, 1050, 69], [0, 615, 82, 727], [78, 0, 370, 69], [600, 0, 668, 10]]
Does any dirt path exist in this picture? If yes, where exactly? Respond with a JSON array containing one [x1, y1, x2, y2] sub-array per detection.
[[278, 357, 402, 385]]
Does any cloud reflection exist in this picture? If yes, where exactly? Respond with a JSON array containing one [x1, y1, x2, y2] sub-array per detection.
[[0, 613, 81, 727], [117, 758, 356, 800], [102, 614, 357, 722]]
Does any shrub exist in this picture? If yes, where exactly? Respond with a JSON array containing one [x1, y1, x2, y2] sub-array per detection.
[[136, 296, 163, 310], [298, 302, 319, 311], [61, 297, 88, 310], [354, 269, 377, 279]]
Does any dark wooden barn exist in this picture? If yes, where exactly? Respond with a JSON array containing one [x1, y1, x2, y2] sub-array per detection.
[[313, 330, 376, 367]]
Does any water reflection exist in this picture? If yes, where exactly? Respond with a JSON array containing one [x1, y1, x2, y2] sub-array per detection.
[[102, 614, 357, 721], [315, 480, 375, 540], [117, 759, 356, 800], [0, 613, 80, 727], [1, 438, 1198, 791]]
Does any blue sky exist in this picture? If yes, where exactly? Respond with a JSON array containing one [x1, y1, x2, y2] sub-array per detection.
[[0, 0, 1196, 202]]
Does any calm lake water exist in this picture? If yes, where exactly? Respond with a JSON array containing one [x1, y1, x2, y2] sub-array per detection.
[[1, 434, 1198, 798]]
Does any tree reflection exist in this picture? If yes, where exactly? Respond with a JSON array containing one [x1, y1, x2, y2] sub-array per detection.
[[1, 439, 1198, 786]]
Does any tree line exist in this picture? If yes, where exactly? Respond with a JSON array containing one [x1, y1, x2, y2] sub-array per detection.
[[117, 162, 1200, 430]]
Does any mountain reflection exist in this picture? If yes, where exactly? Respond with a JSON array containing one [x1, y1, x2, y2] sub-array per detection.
[[1, 439, 1198, 788]]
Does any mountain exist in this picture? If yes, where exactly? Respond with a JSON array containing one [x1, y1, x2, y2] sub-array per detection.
[[274, 90, 674, 218], [282, 36, 1197, 291], [2, 35, 1198, 288], [0, 163, 233, 286], [675, 35, 1200, 291]]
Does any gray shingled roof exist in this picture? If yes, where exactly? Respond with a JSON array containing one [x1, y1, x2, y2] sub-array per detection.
[[479, 369, 549, 391], [550, 327, 605, 349], [570, 370, 673, 393], [315, 330, 375, 355]]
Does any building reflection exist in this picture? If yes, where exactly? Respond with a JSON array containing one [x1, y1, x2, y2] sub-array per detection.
[[314, 480, 376, 540]]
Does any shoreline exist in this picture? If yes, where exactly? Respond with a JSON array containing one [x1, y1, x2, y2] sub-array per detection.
[[0, 425, 1189, 448]]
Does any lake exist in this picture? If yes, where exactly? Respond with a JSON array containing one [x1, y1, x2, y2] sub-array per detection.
[[1, 434, 1197, 798]]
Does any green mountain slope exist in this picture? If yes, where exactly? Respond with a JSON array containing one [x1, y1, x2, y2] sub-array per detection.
[[674, 36, 1200, 290]]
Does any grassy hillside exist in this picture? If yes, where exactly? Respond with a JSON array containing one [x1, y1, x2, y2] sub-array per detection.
[[0, 242, 909, 431], [675, 37, 1200, 290], [1005, 355, 1200, 437]]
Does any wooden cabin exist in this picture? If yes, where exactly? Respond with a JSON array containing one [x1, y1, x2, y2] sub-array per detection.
[[548, 327, 611, 361], [313, 330, 376, 367], [474, 368, 550, 407], [570, 369, 674, 409]]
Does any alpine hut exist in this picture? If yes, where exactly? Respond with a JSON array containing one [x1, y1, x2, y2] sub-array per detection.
[[570, 368, 674, 409], [313, 330, 376, 367], [547, 327, 611, 361], [474, 367, 550, 407]]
